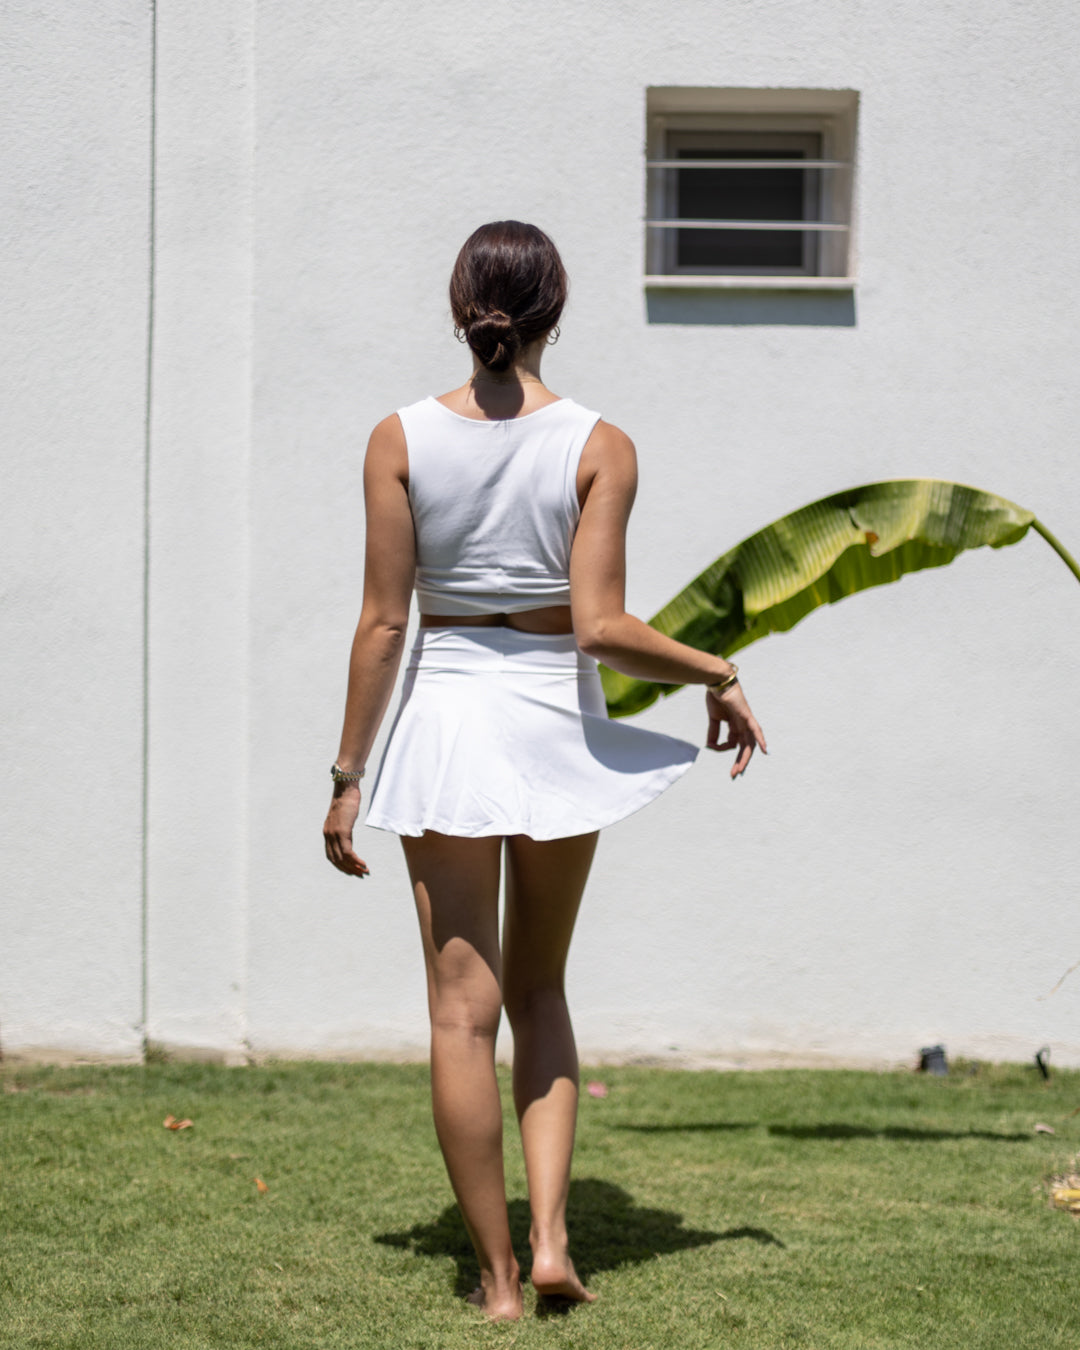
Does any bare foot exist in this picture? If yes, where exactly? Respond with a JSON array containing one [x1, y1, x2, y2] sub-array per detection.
[[466, 1277, 524, 1322], [530, 1242, 596, 1303]]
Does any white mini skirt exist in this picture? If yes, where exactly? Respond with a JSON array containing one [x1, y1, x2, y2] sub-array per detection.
[[364, 627, 698, 840]]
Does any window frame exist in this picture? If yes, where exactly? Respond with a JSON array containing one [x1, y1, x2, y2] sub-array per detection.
[[644, 89, 859, 289]]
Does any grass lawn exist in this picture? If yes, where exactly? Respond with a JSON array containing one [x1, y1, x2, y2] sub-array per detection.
[[1, 1058, 1078, 1349]]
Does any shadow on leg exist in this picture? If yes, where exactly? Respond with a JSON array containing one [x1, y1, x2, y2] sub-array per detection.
[[402, 830, 522, 1321], [502, 830, 599, 1304]]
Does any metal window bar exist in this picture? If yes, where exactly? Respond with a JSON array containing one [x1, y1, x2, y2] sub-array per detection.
[[645, 153, 853, 274], [646, 159, 849, 169], [646, 162, 851, 231], [646, 219, 849, 231]]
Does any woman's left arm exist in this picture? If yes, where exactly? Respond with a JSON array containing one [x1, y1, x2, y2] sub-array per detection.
[[323, 414, 415, 878]]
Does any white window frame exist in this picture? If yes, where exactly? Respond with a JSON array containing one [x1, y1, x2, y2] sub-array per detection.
[[645, 88, 859, 290]]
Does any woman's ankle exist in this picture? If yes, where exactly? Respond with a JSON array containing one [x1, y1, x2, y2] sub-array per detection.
[[530, 1223, 569, 1255], [480, 1257, 521, 1292]]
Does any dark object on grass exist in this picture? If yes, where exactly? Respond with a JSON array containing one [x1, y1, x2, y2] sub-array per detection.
[[919, 1045, 948, 1076], [1035, 1046, 1052, 1080]]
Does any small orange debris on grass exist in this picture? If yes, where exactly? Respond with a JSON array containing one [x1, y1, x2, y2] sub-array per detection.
[[163, 1114, 193, 1130], [255, 1177, 269, 1194]]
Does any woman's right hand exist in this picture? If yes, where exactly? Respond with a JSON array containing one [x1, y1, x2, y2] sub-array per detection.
[[706, 683, 767, 779], [323, 783, 370, 877]]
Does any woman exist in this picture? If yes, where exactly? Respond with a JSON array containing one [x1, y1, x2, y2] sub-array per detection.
[[324, 221, 765, 1321]]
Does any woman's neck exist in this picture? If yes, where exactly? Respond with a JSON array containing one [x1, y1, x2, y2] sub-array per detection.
[[469, 346, 546, 387], [433, 336, 560, 419]]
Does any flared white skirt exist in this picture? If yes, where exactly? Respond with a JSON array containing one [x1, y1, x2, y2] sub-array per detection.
[[364, 627, 698, 840]]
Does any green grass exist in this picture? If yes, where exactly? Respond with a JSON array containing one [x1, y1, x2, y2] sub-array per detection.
[[1, 1059, 1078, 1349]]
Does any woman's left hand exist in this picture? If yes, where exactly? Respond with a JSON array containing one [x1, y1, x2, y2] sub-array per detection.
[[706, 684, 767, 779], [323, 784, 370, 877]]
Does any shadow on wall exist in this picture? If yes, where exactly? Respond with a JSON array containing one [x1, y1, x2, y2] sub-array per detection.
[[374, 1176, 783, 1294], [645, 287, 856, 327]]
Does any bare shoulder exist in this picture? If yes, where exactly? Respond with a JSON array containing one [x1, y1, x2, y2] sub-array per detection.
[[584, 417, 636, 462], [578, 418, 638, 502], [581, 418, 637, 477], [364, 412, 408, 482]]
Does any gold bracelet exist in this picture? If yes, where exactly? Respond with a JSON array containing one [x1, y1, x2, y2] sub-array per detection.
[[706, 664, 739, 696]]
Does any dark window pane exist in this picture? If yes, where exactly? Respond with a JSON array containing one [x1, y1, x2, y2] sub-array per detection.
[[676, 149, 809, 270]]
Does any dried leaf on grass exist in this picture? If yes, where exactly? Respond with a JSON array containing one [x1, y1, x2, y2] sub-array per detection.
[[1047, 1167, 1080, 1215], [255, 1177, 269, 1194], [162, 1114, 193, 1130]]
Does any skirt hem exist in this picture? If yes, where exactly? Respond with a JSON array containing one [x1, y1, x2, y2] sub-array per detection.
[[364, 752, 694, 840]]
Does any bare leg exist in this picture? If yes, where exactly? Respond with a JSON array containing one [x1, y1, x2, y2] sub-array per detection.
[[402, 831, 522, 1322], [502, 831, 599, 1303]]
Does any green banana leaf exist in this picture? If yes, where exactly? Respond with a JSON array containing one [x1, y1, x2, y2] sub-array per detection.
[[601, 479, 1074, 719]]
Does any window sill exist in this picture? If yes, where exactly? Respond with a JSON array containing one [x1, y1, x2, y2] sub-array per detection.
[[644, 274, 856, 291]]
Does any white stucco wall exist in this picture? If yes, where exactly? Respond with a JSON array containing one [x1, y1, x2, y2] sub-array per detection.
[[4, 1, 1078, 1066], [144, 1, 254, 1062], [1, 4, 151, 1058]]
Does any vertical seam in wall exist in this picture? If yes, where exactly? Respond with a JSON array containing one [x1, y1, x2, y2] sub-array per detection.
[[240, 0, 255, 1060], [140, 0, 157, 1048]]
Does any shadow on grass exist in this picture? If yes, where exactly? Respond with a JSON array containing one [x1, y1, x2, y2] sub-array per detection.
[[374, 1176, 783, 1297], [615, 1122, 755, 1134], [768, 1123, 1032, 1143], [614, 1121, 1031, 1143]]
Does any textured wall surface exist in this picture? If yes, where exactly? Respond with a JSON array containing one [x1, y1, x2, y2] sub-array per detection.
[[1, 4, 151, 1057], [4, 1, 1079, 1065], [144, 2, 254, 1062]]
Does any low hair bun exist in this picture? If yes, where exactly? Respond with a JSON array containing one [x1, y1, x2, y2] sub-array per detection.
[[465, 310, 521, 374], [450, 222, 569, 374]]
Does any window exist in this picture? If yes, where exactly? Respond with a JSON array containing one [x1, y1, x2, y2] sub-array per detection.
[[645, 88, 858, 287]]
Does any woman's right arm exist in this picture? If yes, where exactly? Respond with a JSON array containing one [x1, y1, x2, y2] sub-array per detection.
[[569, 421, 767, 777], [323, 414, 416, 876]]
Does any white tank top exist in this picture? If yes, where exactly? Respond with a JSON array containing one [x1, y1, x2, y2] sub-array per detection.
[[398, 395, 602, 616]]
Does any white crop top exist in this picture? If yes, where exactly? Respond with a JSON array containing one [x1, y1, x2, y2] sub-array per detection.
[[398, 395, 602, 616]]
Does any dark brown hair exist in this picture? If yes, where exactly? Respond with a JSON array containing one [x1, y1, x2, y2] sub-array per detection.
[[449, 221, 568, 373]]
